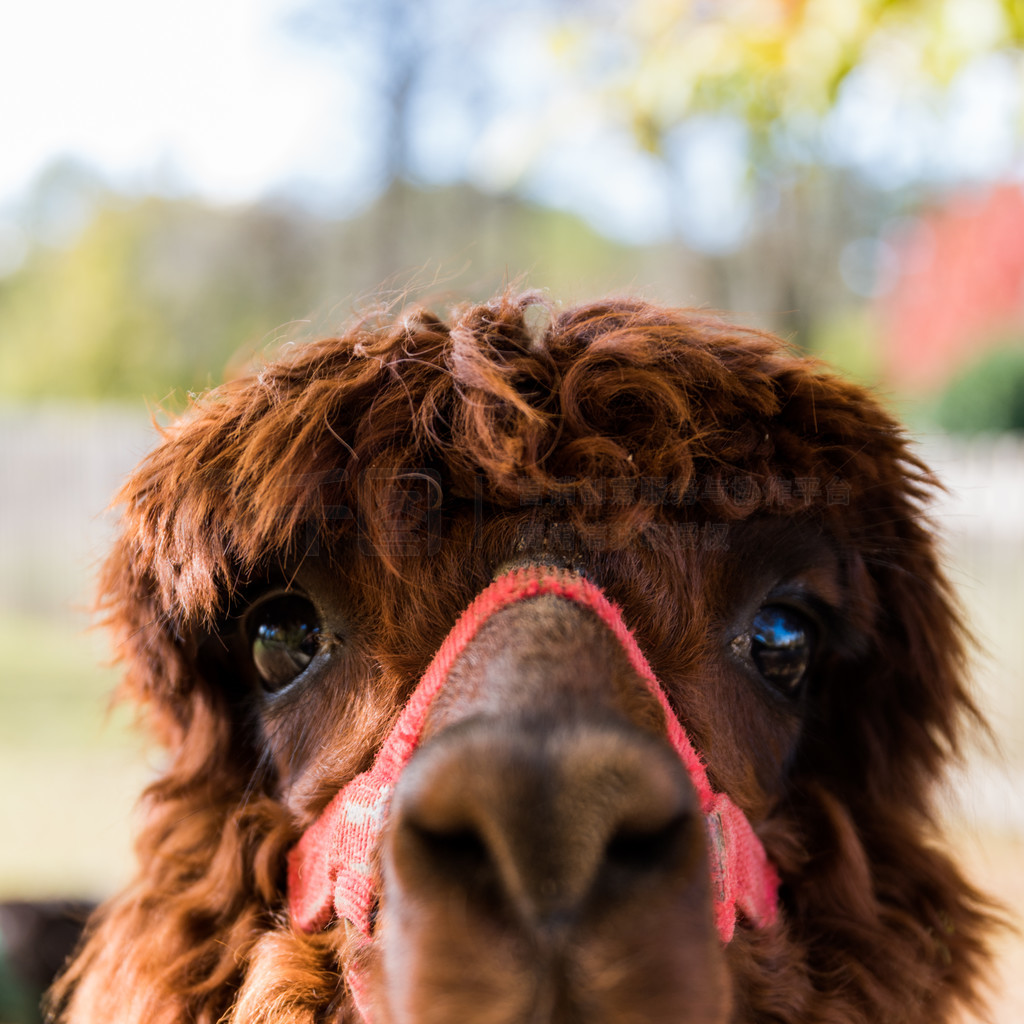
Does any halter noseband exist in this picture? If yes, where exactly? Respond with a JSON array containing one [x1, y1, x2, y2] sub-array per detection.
[[287, 566, 779, 998]]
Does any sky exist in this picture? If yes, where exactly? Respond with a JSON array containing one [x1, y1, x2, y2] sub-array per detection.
[[0, 0, 355, 206], [0, 0, 692, 245], [1, 0, 1022, 256]]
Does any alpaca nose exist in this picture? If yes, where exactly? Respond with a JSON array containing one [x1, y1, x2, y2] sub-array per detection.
[[386, 717, 707, 939]]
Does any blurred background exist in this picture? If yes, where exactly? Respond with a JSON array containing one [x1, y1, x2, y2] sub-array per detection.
[[1, 0, 1022, 1020]]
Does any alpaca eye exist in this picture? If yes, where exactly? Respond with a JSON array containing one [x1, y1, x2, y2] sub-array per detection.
[[246, 594, 322, 692], [749, 604, 815, 695]]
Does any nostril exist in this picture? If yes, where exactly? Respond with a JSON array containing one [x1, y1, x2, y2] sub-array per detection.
[[397, 816, 511, 910], [408, 822, 490, 875], [604, 812, 695, 877]]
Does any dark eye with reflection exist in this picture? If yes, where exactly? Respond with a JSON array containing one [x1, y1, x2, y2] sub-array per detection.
[[245, 594, 322, 693], [748, 604, 816, 696]]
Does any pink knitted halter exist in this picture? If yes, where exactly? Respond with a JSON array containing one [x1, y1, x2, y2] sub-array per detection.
[[288, 565, 779, 968]]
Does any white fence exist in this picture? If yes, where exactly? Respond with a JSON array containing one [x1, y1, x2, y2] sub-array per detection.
[[0, 405, 158, 616], [918, 435, 1024, 831]]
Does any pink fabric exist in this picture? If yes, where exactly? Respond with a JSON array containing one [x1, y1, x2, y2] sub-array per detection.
[[288, 565, 780, 953]]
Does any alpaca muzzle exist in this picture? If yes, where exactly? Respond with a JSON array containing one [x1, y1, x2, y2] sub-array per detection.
[[287, 566, 780, 1014]]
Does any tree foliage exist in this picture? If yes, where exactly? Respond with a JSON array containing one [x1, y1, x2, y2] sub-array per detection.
[[0, 197, 316, 401], [560, 0, 1024, 155], [938, 343, 1024, 432], [0, 169, 695, 401]]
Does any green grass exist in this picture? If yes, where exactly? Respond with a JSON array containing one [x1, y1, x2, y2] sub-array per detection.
[[0, 611, 149, 897], [0, 612, 134, 752]]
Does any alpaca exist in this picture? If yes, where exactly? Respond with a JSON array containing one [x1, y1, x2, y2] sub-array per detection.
[[52, 292, 992, 1023]]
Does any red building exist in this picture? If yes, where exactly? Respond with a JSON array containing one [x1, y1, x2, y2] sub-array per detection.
[[880, 185, 1024, 394]]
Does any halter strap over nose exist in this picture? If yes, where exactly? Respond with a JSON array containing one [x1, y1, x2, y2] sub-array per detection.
[[287, 565, 780, 944]]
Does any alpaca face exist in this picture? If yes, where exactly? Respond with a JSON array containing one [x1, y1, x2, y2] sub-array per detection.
[[52, 295, 992, 1024], [217, 534, 834, 1023]]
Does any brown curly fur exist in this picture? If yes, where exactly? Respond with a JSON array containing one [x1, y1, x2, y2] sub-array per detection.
[[50, 291, 993, 1023]]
